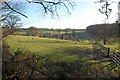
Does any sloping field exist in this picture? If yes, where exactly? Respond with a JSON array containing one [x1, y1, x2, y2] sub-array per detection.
[[3, 35, 119, 78], [3, 35, 93, 57]]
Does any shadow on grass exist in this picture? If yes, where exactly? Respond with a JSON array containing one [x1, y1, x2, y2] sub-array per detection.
[[61, 46, 94, 59], [2, 44, 119, 79]]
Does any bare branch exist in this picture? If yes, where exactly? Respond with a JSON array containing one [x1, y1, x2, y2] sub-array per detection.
[[26, 0, 74, 16], [3, 2, 28, 18]]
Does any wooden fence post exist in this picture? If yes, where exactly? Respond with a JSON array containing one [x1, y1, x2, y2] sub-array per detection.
[[107, 48, 110, 57]]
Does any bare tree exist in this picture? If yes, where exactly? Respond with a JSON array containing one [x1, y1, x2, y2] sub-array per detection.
[[2, 15, 22, 34], [1, 1, 25, 37]]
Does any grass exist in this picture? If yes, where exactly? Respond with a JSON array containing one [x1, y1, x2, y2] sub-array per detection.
[[4, 35, 118, 60], [3, 35, 119, 78], [3, 35, 93, 61], [98, 38, 119, 54]]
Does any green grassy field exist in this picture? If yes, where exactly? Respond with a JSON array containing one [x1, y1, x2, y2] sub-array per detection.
[[3, 35, 93, 59], [3, 35, 119, 78], [3, 35, 118, 61]]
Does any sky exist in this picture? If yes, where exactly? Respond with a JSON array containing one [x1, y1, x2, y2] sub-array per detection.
[[14, 0, 119, 29]]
